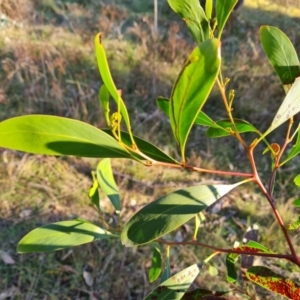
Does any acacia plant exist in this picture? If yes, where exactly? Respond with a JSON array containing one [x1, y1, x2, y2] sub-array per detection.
[[1, 0, 300, 298]]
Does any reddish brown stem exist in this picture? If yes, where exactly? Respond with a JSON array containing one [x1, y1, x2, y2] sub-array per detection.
[[276, 117, 294, 167], [254, 177, 300, 266], [147, 160, 253, 178], [157, 238, 294, 262]]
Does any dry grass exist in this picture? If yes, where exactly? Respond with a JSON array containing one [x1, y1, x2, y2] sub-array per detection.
[[1, 0, 300, 299]]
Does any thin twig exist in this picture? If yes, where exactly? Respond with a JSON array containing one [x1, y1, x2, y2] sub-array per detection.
[[156, 238, 294, 261]]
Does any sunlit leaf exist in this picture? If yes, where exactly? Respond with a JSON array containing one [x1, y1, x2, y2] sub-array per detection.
[[89, 171, 100, 212], [226, 241, 274, 283], [216, 0, 238, 38], [294, 174, 300, 187], [246, 266, 300, 299], [99, 85, 111, 127], [17, 220, 118, 253], [260, 26, 300, 92], [206, 119, 258, 138], [97, 159, 120, 214], [169, 39, 221, 160], [103, 129, 179, 164], [167, 0, 209, 44], [121, 182, 242, 246], [208, 265, 218, 276], [281, 127, 300, 165], [156, 96, 170, 116], [157, 97, 217, 128], [145, 263, 201, 300], [204, 0, 213, 20], [264, 77, 300, 136], [94, 33, 134, 143], [286, 216, 300, 231], [148, 243, 162, 283], [0, 115, 130, 158]]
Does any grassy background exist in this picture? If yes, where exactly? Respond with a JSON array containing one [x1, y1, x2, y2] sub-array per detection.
[[1, 0, 300, 299]]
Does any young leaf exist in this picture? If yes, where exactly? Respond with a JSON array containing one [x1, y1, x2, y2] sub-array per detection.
[[226, 241, 274, 283], [281, 127, 300, 166], [246, 266, 300, 299], [17, 220, 118, 253], [260, 26, 300, 91], [216, 0, 238, 38], [0, 115, 130, 158], [204, 0, 213, 20], [103, 129, 179, 164], [264, 77, 300, 137], [144, 263, 201, 300], [167, 0, 209, 45], [99, 85, 111, 127], [286, 216, 300, 231], [97, 159, 120, 214], [89, 171, 100, 212], [206, 119, 258, 138], [148, 243, 162, 283], [121, 182, 242, 246], [169, 39, 221, 161], [94, 34, 134, 144], [208, 265, 218, 276]]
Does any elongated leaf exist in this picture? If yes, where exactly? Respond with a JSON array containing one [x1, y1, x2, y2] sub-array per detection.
[[226, 250, 239, 283], [97, 159, 120, 214], [89, 171, 100, 212], [121, 182, 242, 246], [157, 96, 218, 128], [148, 243, 162, 283], [264, 77, 300, 137], [99, 85, 111, 127], [160, 256, 171, 283], [95, 34, 134, 142], [194, 112, 217, 127], [226, 241, 274, 283], [145, 263, 201, 300], [207, 119, 258, 138], [103, 129, 179, 164], [281, 127, 300, 165], [204, 0, 213, 20], [0, 115, 130, 158], [18, 220, 118, 253], [246, 266, 300, 299], [260, 26, 300, 91], [167, 0, 209, 45], [216, 0, 238, 38], [286, 216, 300, 230], [169, 40, 221, 160]]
